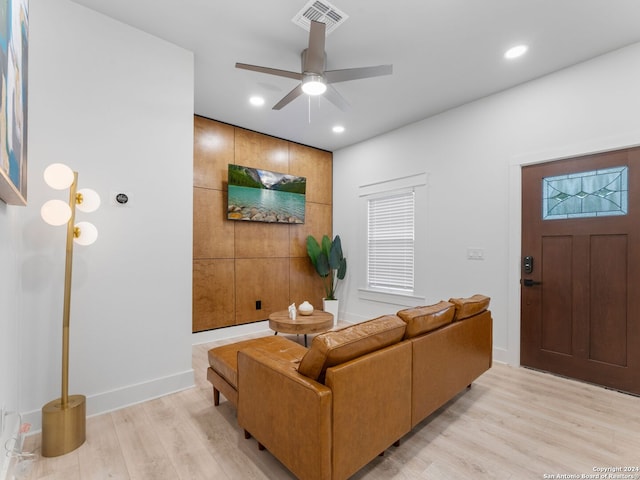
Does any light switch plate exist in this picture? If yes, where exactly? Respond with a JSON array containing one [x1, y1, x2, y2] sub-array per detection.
[[467, 248, 485, 260]]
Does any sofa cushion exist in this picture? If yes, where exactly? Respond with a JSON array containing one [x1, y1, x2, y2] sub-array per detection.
[[297, 315, 406, 383], [448, 294, 491, 321], [208, 336, 305, 389], [396, 301, 455, 338]]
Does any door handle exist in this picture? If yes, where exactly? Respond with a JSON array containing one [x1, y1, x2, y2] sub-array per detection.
[[521, 279, 542, 287]]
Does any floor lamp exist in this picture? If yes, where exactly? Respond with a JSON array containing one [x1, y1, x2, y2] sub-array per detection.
[[39, 163, 100, 457]]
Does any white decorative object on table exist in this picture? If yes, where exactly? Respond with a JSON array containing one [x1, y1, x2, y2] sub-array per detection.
[[298, 301, 314, 316], [288, 303, 297, 320]]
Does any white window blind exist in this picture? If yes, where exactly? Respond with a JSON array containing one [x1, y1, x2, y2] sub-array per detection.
[[367, 190, 415, 291]]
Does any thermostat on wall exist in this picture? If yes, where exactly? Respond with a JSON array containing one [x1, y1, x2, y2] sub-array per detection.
[[111, 191, 133, 207]]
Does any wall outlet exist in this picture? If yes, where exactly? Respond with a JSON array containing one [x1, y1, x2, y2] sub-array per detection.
[[255, 300, 262, 310]]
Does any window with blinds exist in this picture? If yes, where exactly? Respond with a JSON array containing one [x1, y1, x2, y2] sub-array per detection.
[[367, 190, 415, 292]]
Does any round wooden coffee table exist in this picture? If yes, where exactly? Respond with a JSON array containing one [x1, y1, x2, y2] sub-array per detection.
[[268, 310, 334, 346]]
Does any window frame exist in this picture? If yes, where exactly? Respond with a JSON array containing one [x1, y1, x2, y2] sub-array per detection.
[[357, 173, 427, 307], [366, 189, 415, 292]]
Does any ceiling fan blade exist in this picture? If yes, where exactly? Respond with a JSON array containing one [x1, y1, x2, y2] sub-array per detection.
[[324, 85, 350, 112], [324, 64, 393, 84], [236, 62, 303, 81], [273, 84, 304, 110], [304, 20, 326, 73]]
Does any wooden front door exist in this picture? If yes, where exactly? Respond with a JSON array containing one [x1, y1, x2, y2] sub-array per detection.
[[521, 147, 640, 395]]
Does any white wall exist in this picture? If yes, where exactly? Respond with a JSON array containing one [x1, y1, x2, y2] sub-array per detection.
[[9, 0, 194, 436], [334, 42, 640, 365], [0, 205, 22, 476]]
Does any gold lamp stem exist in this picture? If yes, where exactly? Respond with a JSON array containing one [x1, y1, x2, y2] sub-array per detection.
[[61, 172, 78, 407], [42, 171, 86, 457]]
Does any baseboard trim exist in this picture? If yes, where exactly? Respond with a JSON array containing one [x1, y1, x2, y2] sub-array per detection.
[[191, 320, 270, 345], [22, 369, 194, 434], [492, 347, 514, 365]]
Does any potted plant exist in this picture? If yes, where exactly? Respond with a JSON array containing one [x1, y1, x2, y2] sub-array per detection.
[[306, 234, 347, 324]]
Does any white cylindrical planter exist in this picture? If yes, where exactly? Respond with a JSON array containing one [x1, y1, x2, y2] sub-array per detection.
[[323, 299, 339, 326]]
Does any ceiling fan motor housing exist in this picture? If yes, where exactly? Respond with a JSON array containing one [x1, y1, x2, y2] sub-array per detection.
[[302, 48, 326, 75]]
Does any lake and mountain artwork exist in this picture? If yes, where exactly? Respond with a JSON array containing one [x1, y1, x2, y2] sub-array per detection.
[[227, 164, 306, 223]]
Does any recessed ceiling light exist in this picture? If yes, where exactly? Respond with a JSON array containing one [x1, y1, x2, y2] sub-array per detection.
[[249, 96, 265, 106], [504, 44, 528, 60], [332, 125, 345, 134]]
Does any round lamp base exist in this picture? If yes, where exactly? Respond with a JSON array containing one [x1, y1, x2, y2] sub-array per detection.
[[41, 394, 86, 457]]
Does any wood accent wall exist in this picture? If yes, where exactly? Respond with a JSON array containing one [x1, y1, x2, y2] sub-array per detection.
[[193, 116, 332, 332]]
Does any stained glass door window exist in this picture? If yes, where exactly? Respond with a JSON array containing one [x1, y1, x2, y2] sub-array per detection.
[[542, 166, 628, 220]]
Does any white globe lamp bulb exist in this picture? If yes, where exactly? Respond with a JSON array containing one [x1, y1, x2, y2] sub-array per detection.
[[41, 200, 72, 226], [44, 163, 74, 190], [76, 188, 101, 213], [74, 222, 98, 246]]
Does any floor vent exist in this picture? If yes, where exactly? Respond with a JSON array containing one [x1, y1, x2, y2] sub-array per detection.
[[292, 0, 349, 35]]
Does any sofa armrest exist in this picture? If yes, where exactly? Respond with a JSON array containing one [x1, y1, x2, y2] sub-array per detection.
[[237, 347, 333, 480]]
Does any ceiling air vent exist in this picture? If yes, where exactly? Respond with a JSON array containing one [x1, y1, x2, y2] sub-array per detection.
[[292, 0, 349, 35]]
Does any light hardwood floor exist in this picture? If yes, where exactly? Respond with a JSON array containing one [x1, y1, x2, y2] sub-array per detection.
[[14, 331, 640, 480]]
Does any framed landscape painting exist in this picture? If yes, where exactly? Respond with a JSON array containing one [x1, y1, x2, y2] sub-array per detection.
[[227, 163, 306, 224], [0, 0, 28, 206]]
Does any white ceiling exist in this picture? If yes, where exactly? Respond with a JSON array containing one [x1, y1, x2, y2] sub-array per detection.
[[70, 0, 640, 152]]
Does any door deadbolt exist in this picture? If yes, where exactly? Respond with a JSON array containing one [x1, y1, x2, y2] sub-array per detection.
[[523, 256, 534, 274]]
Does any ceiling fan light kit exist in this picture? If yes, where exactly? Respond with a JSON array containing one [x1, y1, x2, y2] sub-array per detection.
[[301, 74, 327, 95], [236, 19, 392, 111]]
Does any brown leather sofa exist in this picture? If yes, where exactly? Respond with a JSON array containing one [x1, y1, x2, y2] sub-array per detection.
[[207, 294, 493, 480]]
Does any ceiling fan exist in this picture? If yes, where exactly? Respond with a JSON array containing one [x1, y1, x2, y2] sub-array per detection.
[[235, 20, 392, 111]]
